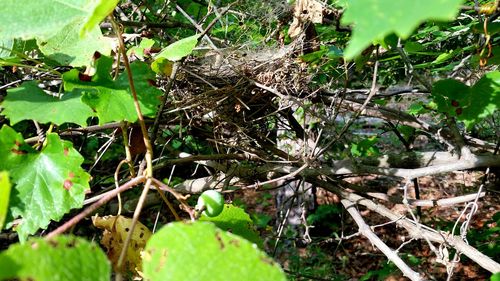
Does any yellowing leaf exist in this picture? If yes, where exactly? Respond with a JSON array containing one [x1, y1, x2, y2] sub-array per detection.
[[151, 57, 174, 76], [92, 215, 152, 276]]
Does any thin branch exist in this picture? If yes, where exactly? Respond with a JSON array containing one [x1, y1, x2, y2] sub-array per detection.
[[175, 4, 218, 50], [308, 178, 500, 274], [251, 153, 500, 180], [316, 55, 381, 158], [45, 176, 146, 239], [110, 16, 156, 280], [150, 62, 180, 144], [244, 163, 309, 189]]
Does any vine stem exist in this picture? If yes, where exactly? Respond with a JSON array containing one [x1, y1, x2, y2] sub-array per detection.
[[109, 16, 156, 278], [109, 17, 154, 178]]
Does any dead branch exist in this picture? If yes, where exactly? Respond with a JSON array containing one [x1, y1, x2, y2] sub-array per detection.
[[308, 178, 500, 274], [341, 199, 424, 281]]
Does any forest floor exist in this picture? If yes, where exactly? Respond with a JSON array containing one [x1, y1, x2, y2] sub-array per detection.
[[238, 171, 500, 281]]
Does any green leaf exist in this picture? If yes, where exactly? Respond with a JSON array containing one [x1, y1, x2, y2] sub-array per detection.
[[128, 38, 156, 60], [37, 20, 112, 67], [491, 272, 500, 281], [407, 102, 425, 116], [0, 236, 110, 281], [472, 22, 500, 36], [143, 222, 286, 281], [327, 45, 344, 58], [80, 0, 119, 37], [433, 51, 454, 64], [0, 0, 107, 41], [200, 204, 263, 247], [2, 81, 94, 127], [398, 125, 416, 143], [351, 136, 379, 157], [0, 38, 13, 58], [0, 171, 11, 230], [404, 41, 424, 53], [472, 46, 500, 67], [0, 0, 114, 66], [0, 0, 83, 41], [63, 55, 162, 124], [307, 204, 341, 225], [341, 0, 463, 59], [430, 78, 469, 116], [155, 34, 200, 62], [0, 126, 90, 241], [431, 71, 500, 128]]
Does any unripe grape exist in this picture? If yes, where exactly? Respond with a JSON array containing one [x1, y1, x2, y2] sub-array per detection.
[[196, 190, 224, 217]]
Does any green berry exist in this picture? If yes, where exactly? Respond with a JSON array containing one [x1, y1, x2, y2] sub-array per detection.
[[196, 190, 224, 217]]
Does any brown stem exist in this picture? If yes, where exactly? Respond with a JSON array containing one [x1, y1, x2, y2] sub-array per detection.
[[45, 176, 146, 239], [109, 17, 154, 178]]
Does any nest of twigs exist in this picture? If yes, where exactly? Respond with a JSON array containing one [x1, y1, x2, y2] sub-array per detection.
[[162, 43, 312, 156]]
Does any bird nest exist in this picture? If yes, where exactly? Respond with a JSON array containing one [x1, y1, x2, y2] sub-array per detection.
[[161, 44, 312, 156]]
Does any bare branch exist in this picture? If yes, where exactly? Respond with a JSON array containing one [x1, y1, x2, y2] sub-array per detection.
[[341, 199, 424, 281], [308, 178, 500, 273]]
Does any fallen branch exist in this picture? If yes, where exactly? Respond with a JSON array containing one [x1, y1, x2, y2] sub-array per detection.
[[265, 153, 500, 179], [308, 178, 500, 274], [341, 199, 424, 281]]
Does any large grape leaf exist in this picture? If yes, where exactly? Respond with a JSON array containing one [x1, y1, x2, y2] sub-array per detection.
[[37, 20, 112, 67], [0, 236, 110, 281], [63, 55, 162, 124], [340, 0, 463, 59], [0, 0, 115, 66], [2, 81, 94, 127], [431, 71, 500, 128], [143, 221, 286, 281], [200, 204, 263, 247], [0, 126, 90, 242], [0, 171, 11, 230], [0, 0, 116, 41]]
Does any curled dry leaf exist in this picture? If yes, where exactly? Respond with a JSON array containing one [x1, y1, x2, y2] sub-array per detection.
[[92, 215, 152, 277]]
